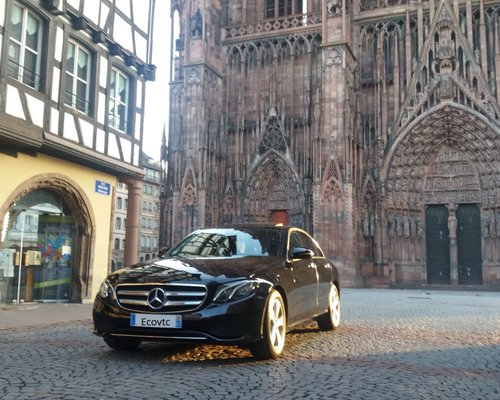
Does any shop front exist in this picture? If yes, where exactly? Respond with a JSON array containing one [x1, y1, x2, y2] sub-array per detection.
[[0, 152, 121, 306]]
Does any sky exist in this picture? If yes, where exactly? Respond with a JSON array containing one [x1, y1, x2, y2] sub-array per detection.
[[142, 0, 171, 161]]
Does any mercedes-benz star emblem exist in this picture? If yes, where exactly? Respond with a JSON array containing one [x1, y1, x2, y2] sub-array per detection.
[[147, 288, 167, 310]]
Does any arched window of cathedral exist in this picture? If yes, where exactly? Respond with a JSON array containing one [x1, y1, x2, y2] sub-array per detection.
[[265, 0, 304, 19], [422, 66, 427, 88], [172, 9, 183, 81], [362, 188, 376, 260], [428, 50, 434, 80], [457, 47, 464, 77], [383, 33, 393, 82]]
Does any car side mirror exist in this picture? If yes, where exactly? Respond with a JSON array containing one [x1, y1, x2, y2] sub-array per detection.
[[157, 247, 169, 258], [291, 247, 314, 259]]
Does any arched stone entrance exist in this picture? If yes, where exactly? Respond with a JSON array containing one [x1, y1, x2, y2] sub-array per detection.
[[243, 151, 304, 227], [381, 104, 500, 285], [0, 175, 94, 303]]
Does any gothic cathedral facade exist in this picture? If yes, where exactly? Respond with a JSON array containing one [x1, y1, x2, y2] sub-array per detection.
[[162, 0, 500, 288]]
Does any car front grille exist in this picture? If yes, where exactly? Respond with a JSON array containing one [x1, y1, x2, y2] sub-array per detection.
[[115, 283, 208, 313]]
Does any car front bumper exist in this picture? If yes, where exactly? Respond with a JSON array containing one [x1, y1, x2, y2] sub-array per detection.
[[92, 292, 268, 345]]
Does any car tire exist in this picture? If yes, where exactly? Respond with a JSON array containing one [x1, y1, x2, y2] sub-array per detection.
[[250, 289, 287, 359], [316, 283, 340, 331], [103, 336, 142, 350]]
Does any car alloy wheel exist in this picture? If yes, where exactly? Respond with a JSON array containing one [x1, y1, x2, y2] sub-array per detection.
[[250, 289, 286, 359], [317, 283, 340, 331]]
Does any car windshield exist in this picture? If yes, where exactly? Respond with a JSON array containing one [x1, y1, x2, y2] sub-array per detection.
[[168, 227, 284, 258]]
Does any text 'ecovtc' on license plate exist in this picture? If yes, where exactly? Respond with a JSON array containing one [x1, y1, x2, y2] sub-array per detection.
[[130, 313, 182, 328]]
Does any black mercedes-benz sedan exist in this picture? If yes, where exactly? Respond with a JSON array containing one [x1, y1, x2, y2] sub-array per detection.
[[93, 224, 340, 359]]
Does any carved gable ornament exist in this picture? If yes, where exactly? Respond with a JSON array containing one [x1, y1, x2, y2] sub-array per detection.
[[258, 106, 288, 155], [395, 0, 500, 136], [180, 166, 198, 206], [321, 156, 344, 206]]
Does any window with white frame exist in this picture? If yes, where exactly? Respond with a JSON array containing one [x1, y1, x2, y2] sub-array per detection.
[[8, 3, 43, 90], [65, 41, 92, 114], [109, 68, 129, 132], [115, 217, 122, 230]]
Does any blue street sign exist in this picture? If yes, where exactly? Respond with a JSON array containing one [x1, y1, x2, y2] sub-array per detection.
[[95, 180, 111, 195]]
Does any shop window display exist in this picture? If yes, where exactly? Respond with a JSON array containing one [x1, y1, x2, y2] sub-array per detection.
[[0, 189, 76, 304]]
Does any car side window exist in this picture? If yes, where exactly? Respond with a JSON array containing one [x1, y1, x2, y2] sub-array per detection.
[[311, 238, 324, 257], [288, 232, 303, 258], [297, 232, 317, 256]]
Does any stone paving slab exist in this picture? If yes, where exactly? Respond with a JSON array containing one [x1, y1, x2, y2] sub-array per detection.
[[0, 303, 93, 330], [0, 289, 499, 399]]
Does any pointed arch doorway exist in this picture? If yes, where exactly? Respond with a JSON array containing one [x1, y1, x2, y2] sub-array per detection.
[[244, 152, 304, 227], [381, 103, 496, 287]]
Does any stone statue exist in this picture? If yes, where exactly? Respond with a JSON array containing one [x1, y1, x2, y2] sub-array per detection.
[[327, 0, 342, 16], [387, 219, 394, 237], [190, 9, 202, 38], [448, 215, 457, 238]]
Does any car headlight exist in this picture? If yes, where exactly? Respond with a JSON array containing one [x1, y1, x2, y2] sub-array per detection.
[[213, 280, 260, 303], [98, 280, 114, 299]]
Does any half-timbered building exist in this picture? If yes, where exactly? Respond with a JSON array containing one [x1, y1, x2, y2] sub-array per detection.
[[0, 0, 155, 304], [163, 0, 500, 288]]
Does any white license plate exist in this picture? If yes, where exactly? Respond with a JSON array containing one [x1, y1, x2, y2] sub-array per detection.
[[130, 313, 182, 328]]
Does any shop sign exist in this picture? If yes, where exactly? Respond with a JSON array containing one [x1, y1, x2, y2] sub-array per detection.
[[95, 180, 111, 195]]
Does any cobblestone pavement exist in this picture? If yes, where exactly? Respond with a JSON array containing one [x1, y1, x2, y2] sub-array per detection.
[[1, 288, 499, 400]]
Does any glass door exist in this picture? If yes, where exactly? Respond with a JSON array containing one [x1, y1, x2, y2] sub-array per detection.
[[32, 215, 75, 302]]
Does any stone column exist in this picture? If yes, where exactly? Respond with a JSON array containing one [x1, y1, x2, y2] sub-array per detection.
[[124, 178, 142, 267]]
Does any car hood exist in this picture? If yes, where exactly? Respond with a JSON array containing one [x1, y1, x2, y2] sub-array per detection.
[[108, 256, 285, 285]]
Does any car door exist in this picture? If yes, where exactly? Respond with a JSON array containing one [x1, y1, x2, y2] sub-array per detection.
[[285, 230, 319, 325], [304, 235, 333, 313], [297, 231, 333, 313]]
